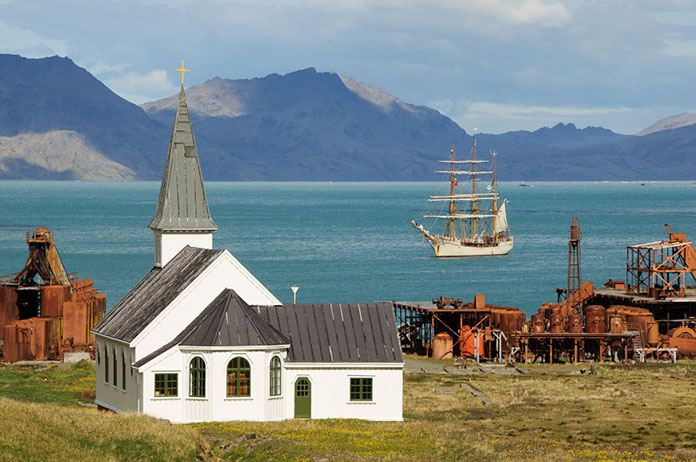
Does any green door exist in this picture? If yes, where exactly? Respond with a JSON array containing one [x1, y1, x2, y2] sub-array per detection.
[[294, 378, 311, 418]]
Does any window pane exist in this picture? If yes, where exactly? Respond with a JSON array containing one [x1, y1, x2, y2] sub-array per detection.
[[350, 378, 373, 401], [155, 373, 178, 397], [270, 356, 281, 396], [227, 357, 251, 397], [190, 357, 206, 398]]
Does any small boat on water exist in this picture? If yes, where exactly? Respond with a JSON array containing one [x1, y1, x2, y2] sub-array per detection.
[[411, 136, 513, 258]]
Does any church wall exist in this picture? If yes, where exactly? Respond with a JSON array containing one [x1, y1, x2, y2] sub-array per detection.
[[156, 232, 213, 267], [133, 254, 280, 362], [140, 346, 289, 423], [284, 364, 404, 421], [95, 336, 139, 413]]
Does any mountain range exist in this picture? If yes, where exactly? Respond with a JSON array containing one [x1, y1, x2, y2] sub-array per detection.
[[0, 54, 694, 181]]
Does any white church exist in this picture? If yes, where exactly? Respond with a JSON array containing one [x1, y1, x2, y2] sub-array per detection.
[[92, 75, 403, 423]]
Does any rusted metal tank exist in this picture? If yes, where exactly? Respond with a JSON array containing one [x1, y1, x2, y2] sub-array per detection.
[[460, 326, 481, 358], [432, 332, 453, 359], [549, 313, 564, 333], [608, 311, 625, 333], [666, 327, 696, 357], [584, 305, 606, 333], [567, 313, 583, 333], [531, 314, 546, 333], [647, 321, 660, 346]]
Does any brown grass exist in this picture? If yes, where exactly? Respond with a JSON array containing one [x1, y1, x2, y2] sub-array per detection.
[[0, 397, 209, 462], [2, 359, 696, 461]]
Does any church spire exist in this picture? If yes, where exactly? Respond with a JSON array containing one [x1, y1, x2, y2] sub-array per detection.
[[149, 64, 216, 267]]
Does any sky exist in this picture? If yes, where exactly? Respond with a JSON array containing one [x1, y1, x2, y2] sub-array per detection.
[[1, 0, 696, 134]]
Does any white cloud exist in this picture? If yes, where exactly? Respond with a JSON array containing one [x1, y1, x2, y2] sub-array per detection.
[[429, 99, 645, 134], [105, 70, 178, 104], [0, 20, 68, 57], [444, 0, 571, 27]]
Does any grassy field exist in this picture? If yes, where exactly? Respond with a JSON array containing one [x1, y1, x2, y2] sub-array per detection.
[[1, 359, 695, 461]]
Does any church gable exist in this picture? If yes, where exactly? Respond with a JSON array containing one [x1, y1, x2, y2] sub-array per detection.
[[134, 289, 289, 369], [92, 246, 223, 343]]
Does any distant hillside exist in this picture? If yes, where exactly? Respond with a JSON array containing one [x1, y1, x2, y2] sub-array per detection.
[[0, 54, 167, 179], [141, 69, 636, 181], [0, 54, 695, 181], [142, 68, 470, 180], [637, 113, 696, 136]]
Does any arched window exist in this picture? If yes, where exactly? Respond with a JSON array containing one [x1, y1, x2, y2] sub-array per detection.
[[113, 348, 118, 388], [269, 356, 281, 396], [97, 347, 101, 365], [226, 357, 250, 397], [121, 352, 126, 391], [189, 357, 206, 397], [104, 347, 109, 383]]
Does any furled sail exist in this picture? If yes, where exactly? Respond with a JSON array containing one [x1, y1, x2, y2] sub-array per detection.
[[495, 202, 509, 233]]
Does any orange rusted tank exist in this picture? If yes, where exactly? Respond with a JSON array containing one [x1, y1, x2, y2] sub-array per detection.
[[432, 332, 453, 359], [608, 311, 625, 333], [0, 286, 18, 341], [584, 305, 606, 333], [647, 321, 660, 346], [40, 285, 70, 317], [460, 326, 483, 358], [531, 314, 546, 333], [567, 313, 583, 333], [666, 327, 696, 357], [549, 313, 564, 333]]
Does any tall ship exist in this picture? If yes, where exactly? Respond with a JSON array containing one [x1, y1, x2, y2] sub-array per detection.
[[411, 137, 513, 258]]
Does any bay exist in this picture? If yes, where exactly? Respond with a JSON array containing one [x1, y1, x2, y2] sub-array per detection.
[[0, 180, 694, 316]]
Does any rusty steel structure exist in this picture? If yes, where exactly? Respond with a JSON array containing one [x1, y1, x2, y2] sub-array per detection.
[[0, 228, 105, 362], [394, 294, 525, 362], [625, 224, 696, 299], [532, 223, 696, 362], [567, 218, 582, 311]]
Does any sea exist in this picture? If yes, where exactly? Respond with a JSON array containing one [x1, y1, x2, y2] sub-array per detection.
[[0, 180, 694, 316]]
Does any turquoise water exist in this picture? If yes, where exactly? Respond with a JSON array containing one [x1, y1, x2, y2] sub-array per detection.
[[1, 181, 694, 315]]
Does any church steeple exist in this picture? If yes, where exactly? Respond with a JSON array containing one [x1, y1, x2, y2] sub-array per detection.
[[149, 64, 216, 267]]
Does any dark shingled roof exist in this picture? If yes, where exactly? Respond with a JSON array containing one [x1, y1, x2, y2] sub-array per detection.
[[92, 246, 223, 342], [134, 289, 289, 368], [149, 86, 217, 232], [256, 302, 403, 363]]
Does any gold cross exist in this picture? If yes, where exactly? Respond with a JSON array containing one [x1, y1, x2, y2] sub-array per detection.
[[174, 59, 190, 86]]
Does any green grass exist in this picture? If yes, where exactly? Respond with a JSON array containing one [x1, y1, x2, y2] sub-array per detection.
[[1, 358, 696, 461], [0, 360, 95, 404]]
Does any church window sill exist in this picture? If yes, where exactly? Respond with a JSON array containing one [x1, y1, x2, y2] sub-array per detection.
[[223, 397, 253, 402]]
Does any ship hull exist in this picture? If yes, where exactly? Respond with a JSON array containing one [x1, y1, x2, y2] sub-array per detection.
[[428, 237, 514, 258]]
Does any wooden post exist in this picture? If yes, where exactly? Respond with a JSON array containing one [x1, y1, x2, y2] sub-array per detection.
[[574, 339, 578, 364], [524, 340, 528, 365], [624, 341, 628, 364], [549, 339, 553, 364]]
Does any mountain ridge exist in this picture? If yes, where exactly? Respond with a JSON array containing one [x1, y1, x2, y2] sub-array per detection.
[[0, 54, 693, 181]]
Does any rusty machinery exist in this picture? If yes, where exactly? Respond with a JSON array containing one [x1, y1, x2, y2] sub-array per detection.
[[0, 228, 105, 362], [394, 221, 696, 364], [394, 294, 525, 362], [523, 222, 696, 363], [625, 224, 696, 299]]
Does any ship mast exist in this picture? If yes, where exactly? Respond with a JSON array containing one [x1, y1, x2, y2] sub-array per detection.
[[448, 146, 456, 239], [471, 136, 478, 236], [492, 151, 498, 242]]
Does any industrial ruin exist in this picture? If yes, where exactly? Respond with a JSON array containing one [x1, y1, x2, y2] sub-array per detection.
[[0, 228, 105, 361], [395, 220, 696, 364]]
